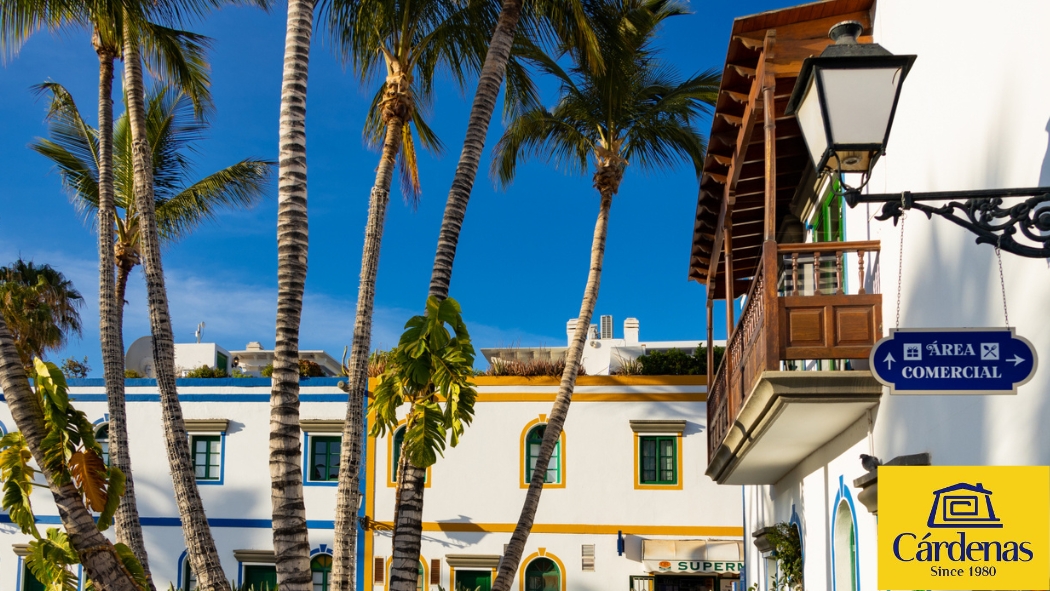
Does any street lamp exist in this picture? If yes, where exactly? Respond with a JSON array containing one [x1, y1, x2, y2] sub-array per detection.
[[785, 22, 1050, 258], [786, 21, 915, 179]]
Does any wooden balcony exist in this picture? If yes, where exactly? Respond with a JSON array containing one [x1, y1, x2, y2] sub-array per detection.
[[705, 240, 885, 485]]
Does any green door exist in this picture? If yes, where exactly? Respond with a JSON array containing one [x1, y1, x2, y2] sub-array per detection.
[[455, 570, 491, 591], [244, 565, 278, 591]]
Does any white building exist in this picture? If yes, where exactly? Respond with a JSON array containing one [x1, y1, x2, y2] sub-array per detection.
[[691, 1, 1050, 590], [0, 375, 363, 591], [482, 317, 725, 376], [124, 337, 342, 378], [2, 332, 742, 591], [366, 375, 743, 591]]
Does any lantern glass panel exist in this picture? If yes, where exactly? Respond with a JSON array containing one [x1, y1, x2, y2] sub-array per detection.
[[819, 66, 902, 146], [795, 75, 828, 170]]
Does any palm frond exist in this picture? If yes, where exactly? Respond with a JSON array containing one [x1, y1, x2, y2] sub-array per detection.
[[398, 123, 422, 207], [155, 158, 273, 243], [493, 0, 718, 189], [29, 82, 101, 221], [0, 0, 85, 62], [138, 21, 213, 116]]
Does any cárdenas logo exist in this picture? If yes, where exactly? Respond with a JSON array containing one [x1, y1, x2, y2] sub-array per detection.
[[879, 466, 1050, 590]]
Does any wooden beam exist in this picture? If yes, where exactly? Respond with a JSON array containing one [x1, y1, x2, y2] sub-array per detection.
[[730, 64, 756, 78], [717, 113, 743, 127], [706, 34, 770, 300], [725, 214, 735, 333], [703, 172, 728, 184], [706, 298, 715, 387], [712, 154, 733, 167], [762, 30, 777, 242], [724, 90, 748, 104]]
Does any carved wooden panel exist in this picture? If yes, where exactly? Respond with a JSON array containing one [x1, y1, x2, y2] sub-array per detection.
[[780, 294, 882, 359]]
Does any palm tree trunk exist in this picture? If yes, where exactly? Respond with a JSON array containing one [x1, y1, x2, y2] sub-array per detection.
[[427, 0, 523, 300], [0, 315, 140, 591], [491, 189, 613, 591], [269, 2, 317, 591], [94, 33, 156, 591], [331, 117, 403, 591], [116, 258, 134, 313], [386, 4, 525, 588], [121, 19, 231, 591], [388, 461, 426, 591]]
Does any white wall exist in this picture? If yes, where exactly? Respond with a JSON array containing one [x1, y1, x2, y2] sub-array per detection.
[[745, 3, 1050, 591], [368, 378, 743, 591], [0, 378, 352, 590]]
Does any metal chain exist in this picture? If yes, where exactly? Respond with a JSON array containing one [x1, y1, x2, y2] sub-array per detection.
[[995, 243, 1010, 326], [896, 213, 906, 328]]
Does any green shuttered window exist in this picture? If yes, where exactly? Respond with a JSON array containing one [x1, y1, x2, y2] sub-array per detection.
[[640, 436, 676, 485]]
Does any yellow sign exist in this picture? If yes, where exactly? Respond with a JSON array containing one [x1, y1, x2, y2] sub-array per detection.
[[879, 466, 1050, 590]]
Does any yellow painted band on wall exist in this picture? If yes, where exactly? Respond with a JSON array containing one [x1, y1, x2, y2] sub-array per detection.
[[468, 393, 706, 403], [472, 376, 707, 386], [385, 522, 745, 536]]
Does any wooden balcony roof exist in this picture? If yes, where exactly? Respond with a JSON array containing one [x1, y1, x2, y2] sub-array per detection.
[[688, 0, 875, 294]]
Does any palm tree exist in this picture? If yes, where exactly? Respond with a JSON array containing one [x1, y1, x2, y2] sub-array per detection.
[[489, 1, 717, 587], [0, 316, 141, 591], [119, 3, 243, 588], [267, 1, 317, 590], [380, 4, 596, 590], [32, 82, 272, 316], [322, 1, 502, 588], [0, 260, 84, 372], [3, 4, 213, 585], [30, 79, 269, 591], [426, 0, 597, 300]]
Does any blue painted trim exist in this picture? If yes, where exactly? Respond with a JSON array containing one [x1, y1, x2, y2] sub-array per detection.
[[0, 418, 7, 435], [303, 432, 339, 487], [830, 475, 860, 591], [91, 414, 110, 426], [0, 514, 338, 529], [16, 393, 350, 403], [177, 550, 190, 590], [789, 504, 805, 563], [66, 377, 348, 387], [77, 564, 83, 591], [16, 555, 24, 591], [311, 544, 333, 557]]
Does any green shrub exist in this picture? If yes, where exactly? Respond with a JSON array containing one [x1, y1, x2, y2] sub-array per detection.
[[766, 522, 803, 591], [636, 345, 725, 376], [299, 359, 325, 377], [61, 356, 90, 378], [184, 365, 229, 378], [231, 368, 252, 378], [484, 357, 585, 377], [261, 360, 326, 378], [124, 369, 143, 378]]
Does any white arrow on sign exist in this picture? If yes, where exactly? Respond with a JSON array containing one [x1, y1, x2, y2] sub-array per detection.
[[1010, 355, 1025, 366], [884, 352, 896, 369]]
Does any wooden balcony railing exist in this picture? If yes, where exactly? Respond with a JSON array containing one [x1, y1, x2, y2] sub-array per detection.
[[707, 240, 882, 461]]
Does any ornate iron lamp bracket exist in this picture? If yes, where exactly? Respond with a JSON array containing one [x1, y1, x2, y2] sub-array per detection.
[[843, 187, 1050, 258]]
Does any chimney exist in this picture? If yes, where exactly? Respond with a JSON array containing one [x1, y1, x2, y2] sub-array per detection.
[[567, 319, 579, 344], [246, 341, 263, 351], [624, 318, 640, 345], [600, 315, 613, 339]]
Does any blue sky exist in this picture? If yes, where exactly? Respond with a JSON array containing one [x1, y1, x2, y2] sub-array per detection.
[[0, 0, 797, 375]]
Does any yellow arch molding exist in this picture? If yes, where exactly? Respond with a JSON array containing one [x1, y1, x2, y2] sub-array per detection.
[[518, 548, 567, 591], [519, 415, 566, 489]]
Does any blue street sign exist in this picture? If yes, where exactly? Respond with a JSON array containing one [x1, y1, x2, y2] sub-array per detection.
[[870, 328, 1038, 395]]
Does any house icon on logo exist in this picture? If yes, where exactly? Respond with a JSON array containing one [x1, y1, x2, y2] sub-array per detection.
[[928, 482, 1003, 528]]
